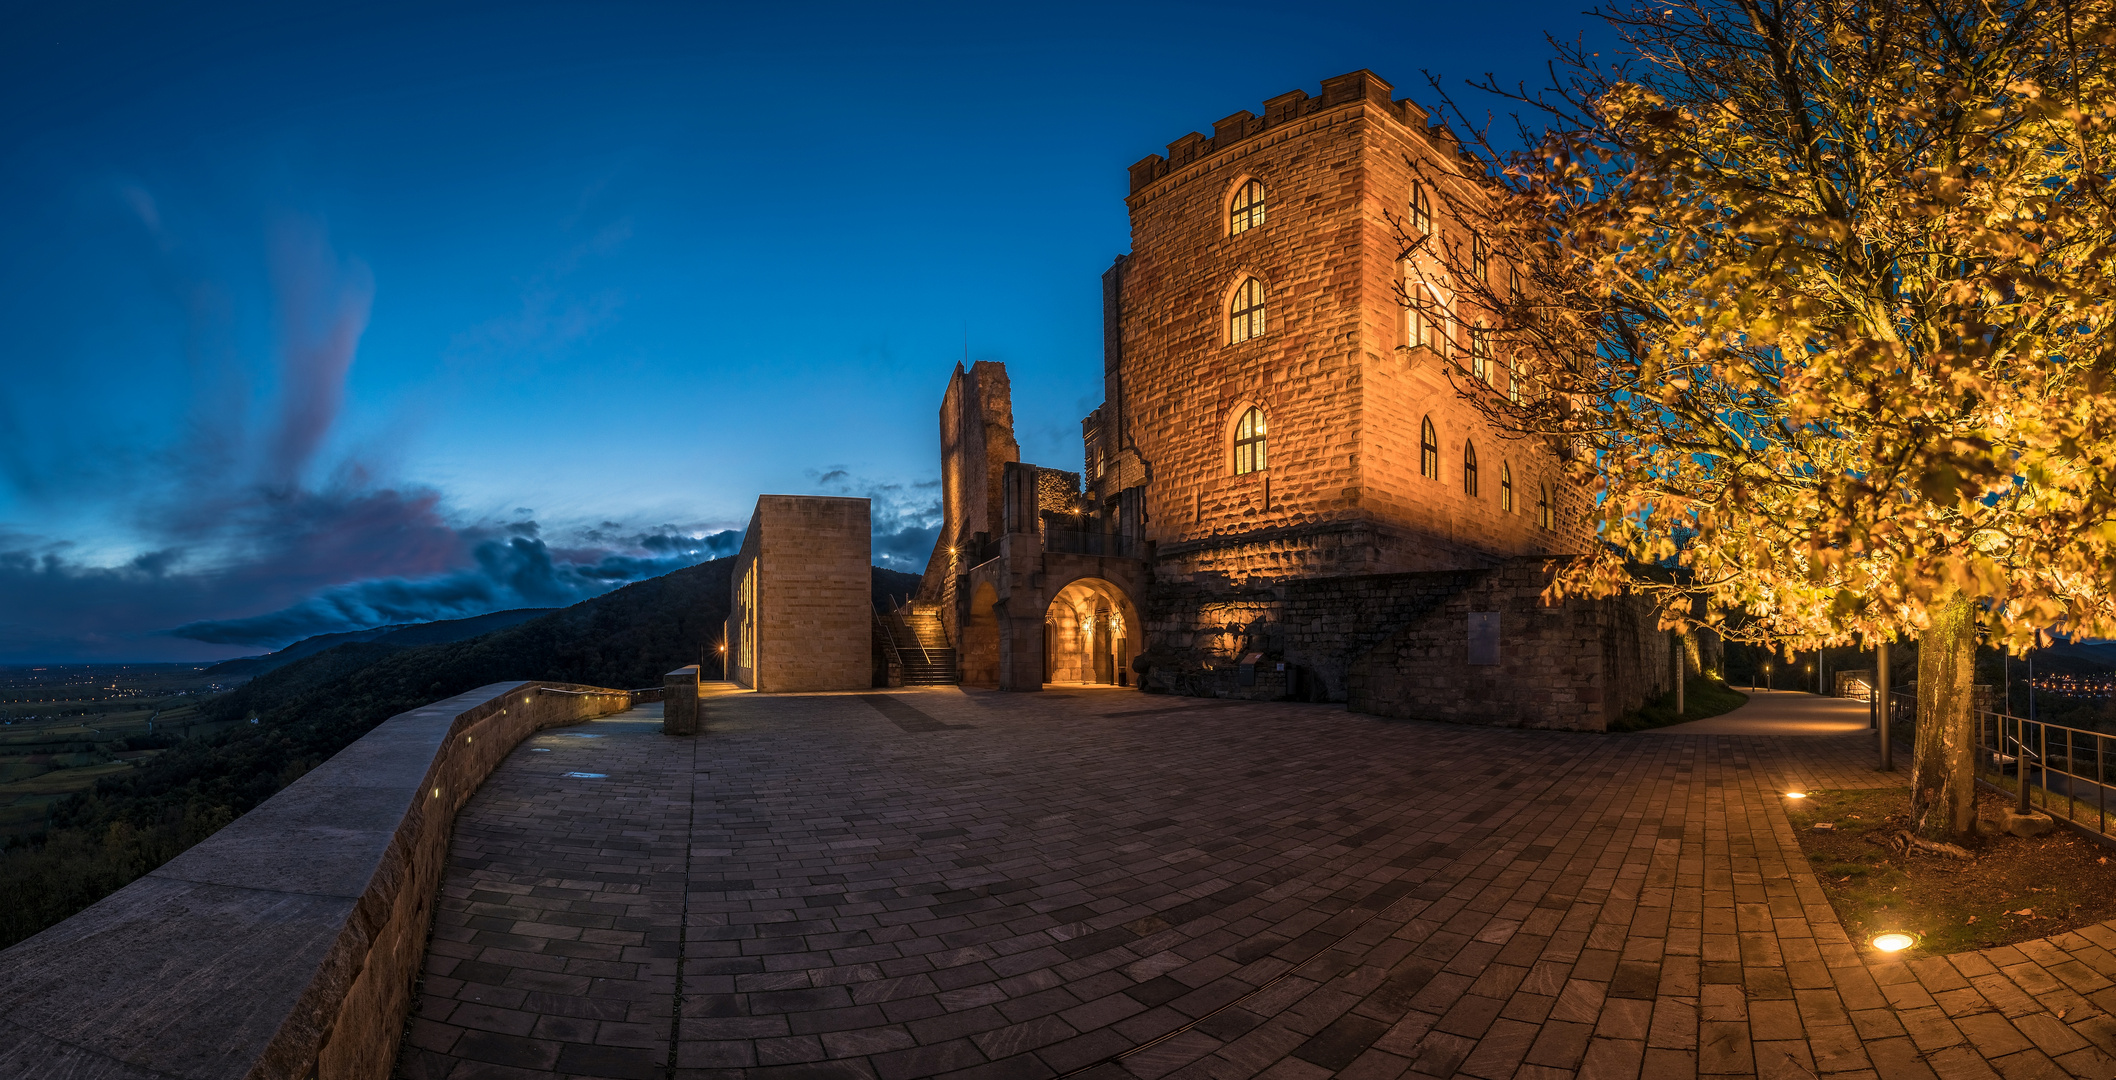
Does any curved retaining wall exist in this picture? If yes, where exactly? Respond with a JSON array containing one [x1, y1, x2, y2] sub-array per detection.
[[0, 680, 637, 1079]]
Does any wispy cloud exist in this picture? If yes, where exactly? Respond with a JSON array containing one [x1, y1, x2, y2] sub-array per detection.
[[0, 198, 738, 661]]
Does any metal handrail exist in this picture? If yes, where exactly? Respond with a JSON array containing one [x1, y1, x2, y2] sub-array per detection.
[[1973, 709, 2115, 838]]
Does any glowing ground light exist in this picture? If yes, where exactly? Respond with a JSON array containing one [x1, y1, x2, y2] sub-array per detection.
[[1872, 932, 1917, 953], [1785, 792, 1808, 799]]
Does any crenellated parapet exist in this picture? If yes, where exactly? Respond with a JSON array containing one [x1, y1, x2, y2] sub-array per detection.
[[1127, 69, 1453, 195]]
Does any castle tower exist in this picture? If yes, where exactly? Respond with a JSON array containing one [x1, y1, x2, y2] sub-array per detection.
[[918, 72, 1670, 728], [1083, 69, 1586, 577]]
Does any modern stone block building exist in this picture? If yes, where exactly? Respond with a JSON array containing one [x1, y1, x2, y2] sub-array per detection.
[[913, 70, 1684, 730], [726, 495, 872, 692]]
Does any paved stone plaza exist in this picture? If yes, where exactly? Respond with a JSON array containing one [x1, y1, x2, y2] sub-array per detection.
[[395, 689, 2116, 1080]]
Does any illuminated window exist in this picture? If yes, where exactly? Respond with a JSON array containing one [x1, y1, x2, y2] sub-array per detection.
[[1472, 233, 1489, 282], [1408, 182, 1432, 235], [1408, 281, 1446, 355], [1464, 440, 1479, 497], [1229, 278, 1267, 343], [1509, 265, 1522, 304], [1420, 417, 1440, 480], [1501, 463, 1514, 512], [1229, 179, 1266, 235], [1508, 362, 1522, 404], [1470, 327, 1491, 382], [1233, 407, 1267, 475], [1539, 484, 1554, 529]]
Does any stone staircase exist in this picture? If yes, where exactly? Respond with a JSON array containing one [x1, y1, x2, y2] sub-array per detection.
[[884, 609, 959, 685]]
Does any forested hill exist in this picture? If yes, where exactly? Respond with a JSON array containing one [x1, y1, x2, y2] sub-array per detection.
[[0, 560, 922, 949]]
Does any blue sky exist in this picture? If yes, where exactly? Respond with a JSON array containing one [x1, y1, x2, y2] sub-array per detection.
[[0, 0, 1609, 662]]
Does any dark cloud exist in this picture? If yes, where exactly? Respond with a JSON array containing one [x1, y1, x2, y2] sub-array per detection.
[[0, 209, 750, 662], [167, 529, 729, 646], [806, 469, 940, 573]]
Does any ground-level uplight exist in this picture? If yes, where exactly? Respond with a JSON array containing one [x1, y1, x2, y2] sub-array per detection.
[[1871, 932, 1917, 953], [1784, 791, 1807, 799]]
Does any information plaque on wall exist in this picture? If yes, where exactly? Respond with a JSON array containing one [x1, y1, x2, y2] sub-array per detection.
[[1467, 612, 1500, 666]]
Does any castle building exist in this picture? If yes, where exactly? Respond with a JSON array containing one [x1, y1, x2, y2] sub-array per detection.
[[914, 71, 1681, 730]]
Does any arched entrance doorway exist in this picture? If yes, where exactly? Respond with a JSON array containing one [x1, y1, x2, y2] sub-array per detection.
[[1043, 577, 1139, 687]]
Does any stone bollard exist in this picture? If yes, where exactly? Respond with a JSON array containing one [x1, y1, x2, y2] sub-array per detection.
[[663, 665, 701, 736]]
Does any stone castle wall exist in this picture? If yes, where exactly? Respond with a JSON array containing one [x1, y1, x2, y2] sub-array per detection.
[[1141, 558, 1672, 731]]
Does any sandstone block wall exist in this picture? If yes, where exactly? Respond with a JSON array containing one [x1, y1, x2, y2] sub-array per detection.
[[727, 495, 872, 693], [1085, 69, 1590, 580]]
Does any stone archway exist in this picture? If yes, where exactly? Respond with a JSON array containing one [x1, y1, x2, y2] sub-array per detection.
[[1044, 577, 1141, 688], [963, 581, 1001, 687]]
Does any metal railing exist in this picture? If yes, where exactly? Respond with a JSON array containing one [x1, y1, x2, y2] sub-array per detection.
[[1042, 529, 1141, 559], [1974, 710, 2116, 837]]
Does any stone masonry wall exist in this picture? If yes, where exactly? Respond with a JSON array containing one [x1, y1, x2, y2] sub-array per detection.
[[1111, 81, 1376, 575], [1091, 69, 1590, 579], [737, 495, 872, 693], [1140, 558, 1670, 730]]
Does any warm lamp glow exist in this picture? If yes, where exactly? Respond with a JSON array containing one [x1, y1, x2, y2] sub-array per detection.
[[1784, 791, 1807, 799], [1872, 932, 1916, 953]]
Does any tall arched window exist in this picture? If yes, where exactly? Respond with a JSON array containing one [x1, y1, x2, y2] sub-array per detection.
[[1471, 233, 1489, 282], [1538, 484, 1554, 529], [1229, 179, 1266, 235], [1408, 182, 1432, 235], [1229, 278, 1267, 343], [1420, 417, 1440, 480], [1233, 407, 1267, 474], [1507, 362, 1522, 405], [1501, 463, 1514, 512], [1463, 440, 1479, 497], [1470, 327, 1491, 382], [1407, 282, 1445, 355]]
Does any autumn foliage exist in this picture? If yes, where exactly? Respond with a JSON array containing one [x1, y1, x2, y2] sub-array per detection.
[[1411, 0, 2116, 835]]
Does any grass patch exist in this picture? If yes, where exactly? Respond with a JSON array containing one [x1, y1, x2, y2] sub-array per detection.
[[1785, 787, 2116, 958], [1609, 675, 1750, 732]]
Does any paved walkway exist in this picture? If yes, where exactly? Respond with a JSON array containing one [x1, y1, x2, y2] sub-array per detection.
[[1651, 690, 1874, 738], [395, 689, 2116, 1080]]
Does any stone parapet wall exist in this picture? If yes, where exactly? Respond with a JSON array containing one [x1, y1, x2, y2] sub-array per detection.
[[0, 680, 636, 1079]]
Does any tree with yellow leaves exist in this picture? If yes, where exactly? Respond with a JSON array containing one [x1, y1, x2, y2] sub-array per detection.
[[1411, 0, 2116, 837]]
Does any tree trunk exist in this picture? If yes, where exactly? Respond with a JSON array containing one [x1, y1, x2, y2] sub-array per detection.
[[1910, 587, 1978, 838]]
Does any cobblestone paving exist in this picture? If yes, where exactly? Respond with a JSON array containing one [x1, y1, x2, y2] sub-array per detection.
[[396, 689, 2116, 1080]]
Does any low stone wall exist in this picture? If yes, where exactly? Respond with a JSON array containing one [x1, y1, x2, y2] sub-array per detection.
[[0, 680, 636, 1080], [1141, 558, 1671, 730]]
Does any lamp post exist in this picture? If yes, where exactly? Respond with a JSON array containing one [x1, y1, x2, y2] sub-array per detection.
[[1877, 640, 1892, 772]]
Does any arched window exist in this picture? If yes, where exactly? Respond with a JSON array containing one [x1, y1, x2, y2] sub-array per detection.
[[1508, 266, 1522, 304], [1463, 440, 1479, 497], [1501, 463, 1514, 512], [1229, 179, 1266, 235], [1408, 182, 1432, 235], [1471, 233, 1489, 282], [1470, 327, 1492, 382], [1229, 277, 1267, 343], [1233, 407, 1267, 475], [1420, 417, 1440, 480], [1507, 362, 1522, 405], [1407, 282, 1446, 355], [1538, 484, 1554, 529]]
